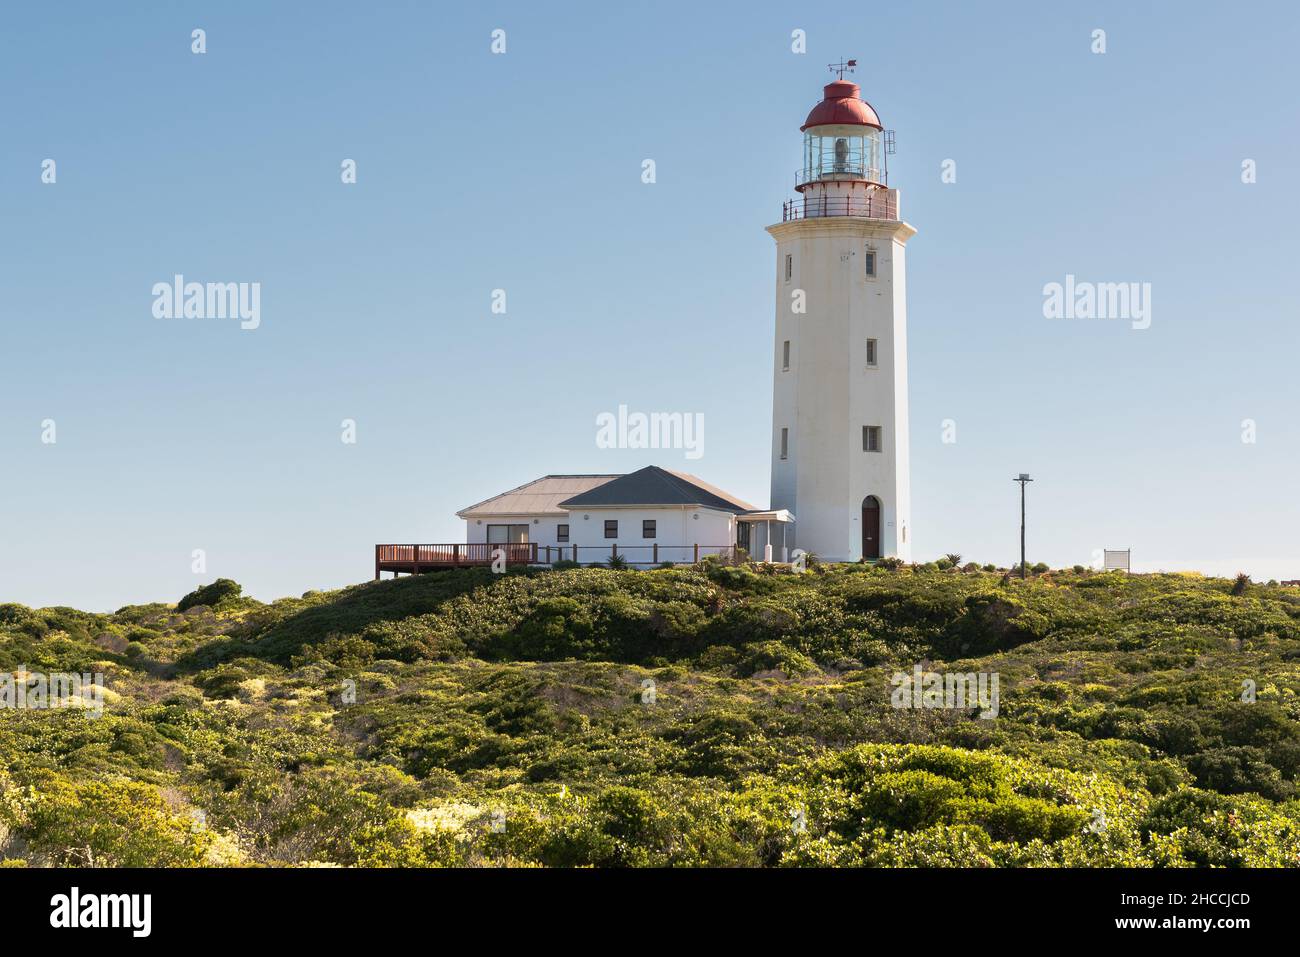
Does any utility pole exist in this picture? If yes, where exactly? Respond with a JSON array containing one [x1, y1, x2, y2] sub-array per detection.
[[1014, 474, 1033, 578]]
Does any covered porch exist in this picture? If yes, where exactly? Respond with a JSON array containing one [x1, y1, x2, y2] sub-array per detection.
[[736, 509, 796, 562]]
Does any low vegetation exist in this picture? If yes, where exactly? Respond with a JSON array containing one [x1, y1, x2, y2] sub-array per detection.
[[1, 561, 1298, 867]]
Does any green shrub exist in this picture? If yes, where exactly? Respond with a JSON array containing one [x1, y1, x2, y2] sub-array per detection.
[[1140, 789, 1300, 866], [735, 640, 819, 678], [1186, 747, 1293, 801], [0, 603, 36, 627], [5, 564, 1298, 869], [15, 772, 213, 866], [801, 744, 1109, 855], [177, 578, 243, 612]]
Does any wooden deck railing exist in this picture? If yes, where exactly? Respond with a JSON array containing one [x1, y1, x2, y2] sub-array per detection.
[[375, 542, 538, 577], [374, 543, 741, 578]]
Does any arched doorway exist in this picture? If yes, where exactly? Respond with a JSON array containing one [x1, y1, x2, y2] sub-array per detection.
[[861, 496, 881, 560]]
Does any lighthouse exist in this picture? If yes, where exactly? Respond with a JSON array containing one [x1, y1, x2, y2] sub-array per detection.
[[768, 68, 916, 562]]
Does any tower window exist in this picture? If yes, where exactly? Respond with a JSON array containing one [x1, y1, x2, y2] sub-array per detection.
[[557, 524, 569, 542], [604, 520, 618, 539], [785, 254, 793, 282], [782, 340, 790, 370], [866, 338, 877, 367], [863, 425, 882, 452], [780, 427, 789, 460], [642, 520, 656, 539], [864, 249, 876, 278]]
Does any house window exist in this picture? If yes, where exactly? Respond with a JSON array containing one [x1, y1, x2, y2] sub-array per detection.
[[863, 425, 882, 452], [604, 520, 618, 539], [556, 524, 569, 542], [487, 524, 529, 544], [785, 254, 793, 281], [780, 427, 789, 460], [866, 338, 877, 367], [782, 340, 790, 370], [864, 249, 876, 277], [642, 520, 656, 539]]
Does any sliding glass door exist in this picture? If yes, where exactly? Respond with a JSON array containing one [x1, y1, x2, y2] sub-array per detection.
[[486, 524, 529, 544]]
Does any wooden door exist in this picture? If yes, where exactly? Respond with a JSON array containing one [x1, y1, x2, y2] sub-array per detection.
[[862, 497, 880, 560]]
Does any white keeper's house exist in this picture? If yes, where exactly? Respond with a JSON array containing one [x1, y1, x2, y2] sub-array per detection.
[[375, 67, 915, 576]]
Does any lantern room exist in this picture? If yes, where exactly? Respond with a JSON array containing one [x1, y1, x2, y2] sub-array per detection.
[[800, 125, 883, 187], [796, 80, 886, 191]]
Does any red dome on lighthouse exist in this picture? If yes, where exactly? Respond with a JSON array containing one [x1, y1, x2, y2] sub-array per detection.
[[801, 80, 882, 131]]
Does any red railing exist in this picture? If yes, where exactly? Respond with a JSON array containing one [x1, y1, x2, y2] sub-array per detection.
[[781, 193, 897, 222], [375, 542, 538, 574], [374, 543, 742, 578]]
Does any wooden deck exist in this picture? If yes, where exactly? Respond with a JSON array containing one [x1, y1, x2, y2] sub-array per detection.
[[374, 543, 549, 577]]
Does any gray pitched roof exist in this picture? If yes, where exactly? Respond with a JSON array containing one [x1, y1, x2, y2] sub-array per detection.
[[557, 466, 757, 512], [456, 474, 622, 517]]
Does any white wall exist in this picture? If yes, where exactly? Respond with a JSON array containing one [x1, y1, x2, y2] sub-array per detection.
[[767, 201, 916, 562], [563, 506, 737, 565], [464, 515, 570, 554], [463, 507, 738, 564]]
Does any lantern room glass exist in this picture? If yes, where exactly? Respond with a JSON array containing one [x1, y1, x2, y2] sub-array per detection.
[[801, 127, 883, 185]]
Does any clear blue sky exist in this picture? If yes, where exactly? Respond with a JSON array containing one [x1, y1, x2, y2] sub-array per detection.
[[2, 1, 1297, 610]]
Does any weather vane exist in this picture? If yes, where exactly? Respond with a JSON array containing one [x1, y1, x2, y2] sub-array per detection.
[[828, 58, 858, 80]]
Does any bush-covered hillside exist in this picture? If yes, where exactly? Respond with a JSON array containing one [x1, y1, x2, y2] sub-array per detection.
[[2, 563, 1299, 867]]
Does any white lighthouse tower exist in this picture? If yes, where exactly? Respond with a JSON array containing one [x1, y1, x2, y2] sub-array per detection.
[[768, 67, 915, 562]]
